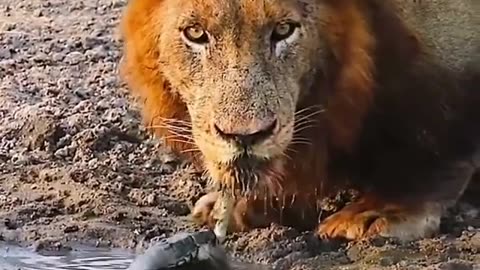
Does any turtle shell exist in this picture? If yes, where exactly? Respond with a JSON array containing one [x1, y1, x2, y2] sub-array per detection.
[[127, 230, 230, 270]]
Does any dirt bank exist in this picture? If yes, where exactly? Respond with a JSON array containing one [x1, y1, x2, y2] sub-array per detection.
[[0, 0, 478, 269]]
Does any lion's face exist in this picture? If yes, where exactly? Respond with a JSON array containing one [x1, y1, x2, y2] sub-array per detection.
[[155, 0, 327, 193]]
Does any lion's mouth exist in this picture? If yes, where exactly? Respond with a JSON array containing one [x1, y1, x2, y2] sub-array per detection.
[[210, 153, 284, 197]]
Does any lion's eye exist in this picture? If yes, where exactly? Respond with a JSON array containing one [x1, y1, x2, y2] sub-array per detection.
[[183, 25, 209, 44], [271, 22, 298, 42]]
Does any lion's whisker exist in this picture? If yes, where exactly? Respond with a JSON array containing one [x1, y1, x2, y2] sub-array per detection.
[[162, 132, 196, 141], [146, 124, 192, 133], [165, 139, 196, 146], [294, 109, 326, 124], [181, 148, 201, 154], [294, 124, 318, 134], [294, 118, 319, 127], [295, 105, 325, 116], [151, 115, 192, 125], [289, 137, 313, 146]]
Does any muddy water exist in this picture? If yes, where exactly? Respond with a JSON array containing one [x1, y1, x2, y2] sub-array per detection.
[[0, 244, 134, 270], [0, 244, 268, 270]]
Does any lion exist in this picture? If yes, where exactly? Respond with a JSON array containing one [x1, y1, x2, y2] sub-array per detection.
[[119, 0, 480, 242]]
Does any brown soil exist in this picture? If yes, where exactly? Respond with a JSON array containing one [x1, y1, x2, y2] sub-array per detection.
[[0, 0, 478, 269]]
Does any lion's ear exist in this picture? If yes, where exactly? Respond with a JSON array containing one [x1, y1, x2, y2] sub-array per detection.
[[119, 0, 190, 153]]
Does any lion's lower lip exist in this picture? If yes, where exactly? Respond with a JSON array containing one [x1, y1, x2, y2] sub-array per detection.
[[232, 153, 264, 169], [216, 154, 271, 196]]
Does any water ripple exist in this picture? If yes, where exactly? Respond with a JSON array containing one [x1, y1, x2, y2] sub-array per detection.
[[0, 244, 268, 270], [0, 244, 134, 270]]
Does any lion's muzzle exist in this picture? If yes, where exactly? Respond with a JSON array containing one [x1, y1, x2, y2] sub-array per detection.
[[212, 116, 278, 149]]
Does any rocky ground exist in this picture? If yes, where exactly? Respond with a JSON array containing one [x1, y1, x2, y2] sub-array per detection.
[[0, 0, 479, 269]]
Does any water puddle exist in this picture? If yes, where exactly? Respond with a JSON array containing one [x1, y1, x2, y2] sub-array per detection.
[[0, 243, 268, 270], [0, 244, 134, 270]]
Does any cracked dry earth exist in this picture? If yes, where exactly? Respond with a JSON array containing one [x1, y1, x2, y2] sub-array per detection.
[[0, 0, 479, 269]]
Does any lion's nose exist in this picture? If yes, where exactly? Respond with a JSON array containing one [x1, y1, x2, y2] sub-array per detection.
[[213, 118, 278, 147]]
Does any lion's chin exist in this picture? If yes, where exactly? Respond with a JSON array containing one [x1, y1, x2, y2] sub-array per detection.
[[206, 154, 285, 198]]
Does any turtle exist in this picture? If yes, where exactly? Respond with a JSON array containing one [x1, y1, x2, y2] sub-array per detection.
[[127, 230, 231, 270]]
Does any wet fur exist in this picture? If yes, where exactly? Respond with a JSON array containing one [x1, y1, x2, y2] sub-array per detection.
[[120, 0, 479, 240]]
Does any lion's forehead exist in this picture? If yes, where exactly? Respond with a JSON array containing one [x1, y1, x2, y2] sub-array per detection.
[[170, 0, 313, 32]]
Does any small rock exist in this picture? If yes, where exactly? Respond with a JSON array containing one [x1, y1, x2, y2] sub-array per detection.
[[82, 37, 102, 50], [21, 115, 66, 152], [54, 147, 70, 158], [111, 0, 126, 8], [103, 108, 122, 123], [64, 52, 85, 65], [81, 209, 97, 219], [52, 52, 65, 62], [3, 23, 16, 31], [64, 225, 80, 233], [85, 46, 107, 61], [33, 9, 43, 17], [111, 212, 127, 222], [146, 194, 157, 206], [33, 194, 46, 202], [11, 197, 20, 204], [0, 48, 12, 59], [4, 218, 17, 230], [470, 232, 480, 247], [346, 244, 363, 262], [32, 52, 49, 63], [370, 236, 388, 247], [73, 88, 89, 99], [34, 240, 72, 253], [433, 260, 473, 270]]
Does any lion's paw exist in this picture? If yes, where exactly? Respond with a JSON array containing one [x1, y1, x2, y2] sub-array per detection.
[[317, 205, 382, 240], [316, 200, 442, 242], [191, 192, 252, 232], [191, 192, 220, 228]]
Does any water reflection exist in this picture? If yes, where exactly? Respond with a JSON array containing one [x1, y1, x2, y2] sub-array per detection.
[[0, 244, 134, 270], [0, 244, 268, 270]]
